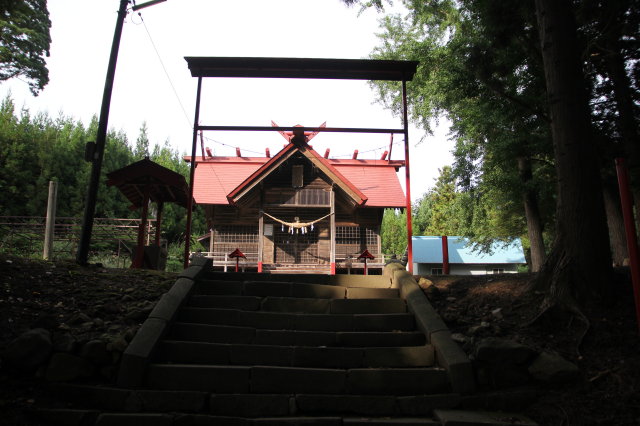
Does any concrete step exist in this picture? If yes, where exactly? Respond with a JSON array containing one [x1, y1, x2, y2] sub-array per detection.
[[258, 297, 407, 314], [195, 281, 399, 300], [156, 341, 435, 368], [188, 295, 262, 310], [178, 307, 416, 332], [169, 323, 425, 347], [145, 364, 450, 395], [42, 384, 463, 418], [200, 272, 393, 288]]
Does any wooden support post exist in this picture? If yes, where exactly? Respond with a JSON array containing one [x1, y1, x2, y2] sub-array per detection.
[[330, 189, 336, 275], [132, 186, 150, 268], [209, 228, 214, 255], [43, 181, 58, 260], [258, 209, 264, 273], [155, 201, 164, 246]]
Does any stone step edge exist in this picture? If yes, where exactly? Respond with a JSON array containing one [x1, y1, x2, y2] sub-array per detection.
[[200, 272, 394, 288], [194, 280, 400, 299], [187, 295, 408, 315], [43, 383, 462, 416], [177, 308, 416, 331], [386, 263, 475, 395], [168, 322, 427, 346], [117, 258, 212, 388], [156, 340, 435, 368], [30, 409, 538, 426]]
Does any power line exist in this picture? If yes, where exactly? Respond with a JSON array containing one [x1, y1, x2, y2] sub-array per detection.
[[136, 10, 192, 129]]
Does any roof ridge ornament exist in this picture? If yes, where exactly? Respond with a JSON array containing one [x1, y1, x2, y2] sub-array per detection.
[[271, 120, 326, 146]]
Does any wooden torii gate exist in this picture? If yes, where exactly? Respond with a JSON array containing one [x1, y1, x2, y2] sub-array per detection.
[[182, 57, 419, 272], [107, 157, 190, 269]]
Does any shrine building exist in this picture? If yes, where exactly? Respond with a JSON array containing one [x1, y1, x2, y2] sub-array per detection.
[[187, 126, 406, 274]]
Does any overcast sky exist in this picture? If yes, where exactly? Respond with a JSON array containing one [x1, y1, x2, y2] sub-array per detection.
[[0, 0, 454, 201]]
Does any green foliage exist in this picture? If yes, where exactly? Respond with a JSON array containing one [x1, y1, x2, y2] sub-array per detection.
[[0, 0, 51, 94], [0, 95, 204, 254], [381, 208, 407, 256]]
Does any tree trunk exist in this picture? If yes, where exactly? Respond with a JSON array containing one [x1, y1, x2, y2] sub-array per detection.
[[533, 0, 612, 302], [602, 180, 628, 267], [605, 35, 640, 233], [518, 157, 546, 272]]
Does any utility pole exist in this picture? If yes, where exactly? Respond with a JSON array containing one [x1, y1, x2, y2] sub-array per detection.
[[76, 0, 166, 265]]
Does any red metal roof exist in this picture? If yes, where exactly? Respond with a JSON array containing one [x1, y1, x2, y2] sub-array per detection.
[[185, 150, 406, 208]]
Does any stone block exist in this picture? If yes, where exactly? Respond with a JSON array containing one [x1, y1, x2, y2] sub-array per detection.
[[117, 318, 167, 387], [346, 368, 449, 395], [168, 278, 196, 301], [238, 311, 296, 330], [155, 341, 230, 364], [329, 275, 392, 288], [294, 314, 354, 331], [433, 409, 538, 425], [346, 287, 399, 299], [209, 394, 290, 417], [95, 413, 173, 426], [353, 313, 415, 332], [146, 364, 251, 392], [45, 352, 95, 382], [47, 383, 130, 410], [296, 394, 396, 416], [170, 323, 255, 344], [363, 345, 435, 368], [178, 307, 240, 326], [253, 417, 342, 425], [336, 331, 425, 347], [129, 390, 207, 412], [33, 409, 99, 426], [243, 281, 292, 297], [291, 283, 346, 299], [195, 280, 243, 295], [148, 293, 182, 323], [406, 295, 448, 338], [251, 366, 346, 394], [396, 394, 461, 416], [179, 265, 204, 281], [343, 418, 438, 425], [330, 298, 406, 314], [430, 330, 475, 394], [1, 328, 51, 371], [474, 338, 537, 365], [261, 297, 331, 314], [293, 346, 363, 369], [528, 351, 580, 383], [229, 344, 293, 366], [173, 414, 250, 426], [254, 330, 336, 347], [189, 295, 262, 311]]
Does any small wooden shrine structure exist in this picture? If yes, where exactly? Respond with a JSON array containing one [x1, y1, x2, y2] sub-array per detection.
[[107, 157, 190, 269], [187, 127, 405, 274]]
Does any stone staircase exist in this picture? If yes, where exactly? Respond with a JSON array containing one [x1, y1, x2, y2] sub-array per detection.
[[33, 260, 537, 425]]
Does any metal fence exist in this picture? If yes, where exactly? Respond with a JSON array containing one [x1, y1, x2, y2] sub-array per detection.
[[0, 216, 156, 258]]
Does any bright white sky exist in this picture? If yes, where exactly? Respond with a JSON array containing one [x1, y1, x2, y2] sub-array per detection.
[[0, 0, 454, 201]]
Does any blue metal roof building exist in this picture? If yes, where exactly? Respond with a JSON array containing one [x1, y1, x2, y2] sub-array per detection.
[[412, 236, 526, 275]]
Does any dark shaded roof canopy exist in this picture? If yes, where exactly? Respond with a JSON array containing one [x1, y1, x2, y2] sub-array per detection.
[[107, 158, 190, 209], [185, 57, 419, 81]]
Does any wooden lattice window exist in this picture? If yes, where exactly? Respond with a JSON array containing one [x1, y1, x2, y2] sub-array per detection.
[[335, 226, 379, 258], [213, 225, 258, 261]]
